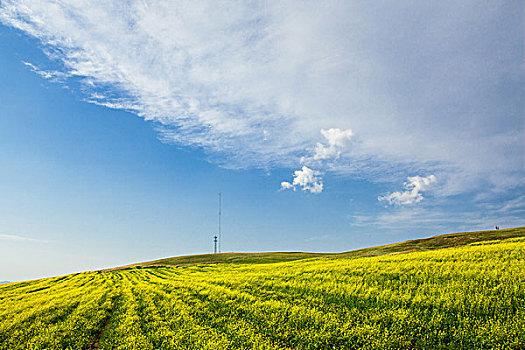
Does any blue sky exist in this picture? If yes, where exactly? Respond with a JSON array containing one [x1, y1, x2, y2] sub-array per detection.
[[0, 1, 523, 281]]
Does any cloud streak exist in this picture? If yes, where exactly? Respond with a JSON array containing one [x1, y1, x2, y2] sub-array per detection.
[[0, 234, 47, 243]]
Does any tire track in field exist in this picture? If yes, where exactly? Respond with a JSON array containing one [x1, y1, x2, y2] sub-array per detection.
[[96, 271, 156, 350], [88, 292, 122, 350]]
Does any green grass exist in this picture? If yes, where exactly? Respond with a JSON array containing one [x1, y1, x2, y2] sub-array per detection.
[[125, 251, 331, 269], [1, 227, 524, 349], [338, 226, 525, 257], [113, 226, 525, 270]]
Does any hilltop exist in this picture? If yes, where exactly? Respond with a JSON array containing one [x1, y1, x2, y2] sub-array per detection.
[[111, 226, 525, 270]]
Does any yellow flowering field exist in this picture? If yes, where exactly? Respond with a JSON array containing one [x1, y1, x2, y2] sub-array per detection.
[[1, 237, 524, 349]]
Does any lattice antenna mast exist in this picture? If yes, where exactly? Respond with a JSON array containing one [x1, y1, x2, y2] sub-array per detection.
[[218, 192, 222, 253]]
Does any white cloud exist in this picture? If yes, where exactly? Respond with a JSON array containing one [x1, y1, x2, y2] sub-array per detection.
[[280, 181, 293, 190], [0, 234, 47, 243], [287, 127, 352, 194], [313, 128, 354, 160], [0, 1, 522, 197], [22, 61, 69, 82], [281, 166, 323, 193], [379, 175, 437, 205]]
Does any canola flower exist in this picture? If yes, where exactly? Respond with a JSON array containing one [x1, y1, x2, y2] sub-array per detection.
[[1, 238, 524, 349]]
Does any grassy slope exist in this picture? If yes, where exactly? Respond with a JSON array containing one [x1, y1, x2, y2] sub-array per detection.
[[113, 226, 525, 270], [338, 226, 525, 257]]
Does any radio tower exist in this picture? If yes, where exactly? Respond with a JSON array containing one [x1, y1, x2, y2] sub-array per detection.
[[213, 235, 218, 254], [218, 192, 222, 253]]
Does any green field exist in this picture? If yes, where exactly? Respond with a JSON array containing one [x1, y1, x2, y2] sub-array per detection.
[[1, 227, 524, 349]]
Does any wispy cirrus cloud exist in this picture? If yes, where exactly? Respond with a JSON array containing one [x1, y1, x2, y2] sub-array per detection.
[[0, 1, 522, 200], [0, 234, 48, 243], [352, 194, 525, 233], [304, 234, 331, 243], [22, 61, 69, 82]]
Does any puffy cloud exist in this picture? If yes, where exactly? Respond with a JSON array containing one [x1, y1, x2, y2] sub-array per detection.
[[280, 181, 293, 190], [379, 175, 437, 205], [288, 127, 351, 194], [281, 166, 323, 193], [313, 128, 353, 160]]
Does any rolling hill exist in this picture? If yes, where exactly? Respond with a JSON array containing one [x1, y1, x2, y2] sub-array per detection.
[[1, 226, 524, 349], [113, 226, 525, 269]]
